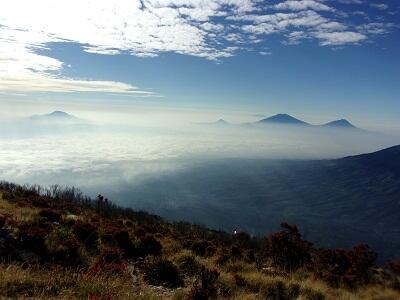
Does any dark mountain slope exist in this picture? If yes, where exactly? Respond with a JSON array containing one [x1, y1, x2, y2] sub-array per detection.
[[106, 146, 400, 261]]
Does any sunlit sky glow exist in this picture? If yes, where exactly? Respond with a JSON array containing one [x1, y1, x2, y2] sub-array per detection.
[[0, 0, 399, 128]]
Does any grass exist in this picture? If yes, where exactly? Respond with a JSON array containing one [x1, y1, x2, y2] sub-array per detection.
[[0, 192, 39, 221], [0, 264, 136, 299]]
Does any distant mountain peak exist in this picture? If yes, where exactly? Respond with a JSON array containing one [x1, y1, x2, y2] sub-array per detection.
[[48, 110, 72, 117], [215, 119, 229, 124], [324, 119, 357, 128], [257, 113, 309, 125], [30, 111, 77, 121]]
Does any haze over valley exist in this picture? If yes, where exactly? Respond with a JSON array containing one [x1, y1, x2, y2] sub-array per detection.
[[1, 110, 400, 260]]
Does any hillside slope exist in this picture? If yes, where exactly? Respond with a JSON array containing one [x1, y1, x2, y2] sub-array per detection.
[[110, 146, 400, 261], [0, 181, 399, 299]]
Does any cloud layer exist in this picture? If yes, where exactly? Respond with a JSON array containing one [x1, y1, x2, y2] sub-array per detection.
[[0, 0, 397, 94]]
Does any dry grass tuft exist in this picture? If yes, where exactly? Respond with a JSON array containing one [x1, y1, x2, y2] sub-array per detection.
[[0, 193, 39, 221]]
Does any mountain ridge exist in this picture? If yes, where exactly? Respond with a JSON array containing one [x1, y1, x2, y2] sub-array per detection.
[[210, 113, 362, 130], [257, 113, 310, 125], [30, 111, 78, 121], [324, 119, 357, 129]]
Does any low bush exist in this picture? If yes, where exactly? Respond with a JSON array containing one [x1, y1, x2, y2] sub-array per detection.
[[313, 244, 377, 288], [215, 250, 230, 266], [143, 257, 183, 288], [188, 266, 220, 300], [0, 214, 6, 228], [264, 222, 312, 272], [38, 208, 61, 223], [90, 247, 127, 275], [138, 234, 162, 257], [386, 260, 400, 276], [217, 273, 236, 297], [191, 240, 214, 257], [100, 226, 137, 258], [174, 251, 201, 277], [113, 229, 136, 258], [45, 226, 82, 265], [72, 221, 98, 249], [17, 222, 48, 257]]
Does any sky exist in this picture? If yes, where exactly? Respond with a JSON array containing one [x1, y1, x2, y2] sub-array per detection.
[[0, 0, 399, 129]]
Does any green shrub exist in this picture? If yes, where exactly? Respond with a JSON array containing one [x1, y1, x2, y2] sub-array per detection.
[[45, 226, 81, 265], [174, 252, 201, 277], [143, 257, 183, 288]]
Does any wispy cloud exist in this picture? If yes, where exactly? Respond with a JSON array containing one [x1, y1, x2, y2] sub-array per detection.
[[314, 31, 367, 46], [370, 3, 389, 10], [273, 0, 334, 12], [0, 0, 397, 94]]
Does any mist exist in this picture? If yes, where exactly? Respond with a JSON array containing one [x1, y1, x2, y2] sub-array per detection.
[[1, 109, 399, 190], [2, 109, 400, 259]]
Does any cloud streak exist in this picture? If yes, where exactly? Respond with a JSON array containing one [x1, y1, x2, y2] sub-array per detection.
[[0, 0, 397, 94]]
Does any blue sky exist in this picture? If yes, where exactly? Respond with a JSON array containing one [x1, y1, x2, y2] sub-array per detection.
[[0, 0, 399, 127]]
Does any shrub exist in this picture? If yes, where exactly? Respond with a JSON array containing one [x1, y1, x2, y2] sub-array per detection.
[[174, 252, 201, 277], [72, 221, 98, 249], [113, 229, 136, 258], [234, 273, 248, 288], [188, 266, 220, 300], [138, 234, 162, 257], [17, 222, 48, 257], [217, 273, 236, 297], [245, 250, 256, 263], [313, 244, 377, 287], [100, 226, 136, 257], [38, 209, 61, 223], [264, 222, 312, 271], [230, 245, 243, 260], [143, 257, 183, 288], [191, 240, 214, 257], [90, 247, 127, 275], [386, 260, 400, 276], [45, 226, 81, 265], [0, 214, 6, 228], [134, 226, 148, 238], [215, 251, 230, 266]]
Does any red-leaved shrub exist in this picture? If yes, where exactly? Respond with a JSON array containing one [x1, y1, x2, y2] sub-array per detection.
[[313, 244, 377, 287], [90, 247, 127, 275], [265, 222, 312, 271]]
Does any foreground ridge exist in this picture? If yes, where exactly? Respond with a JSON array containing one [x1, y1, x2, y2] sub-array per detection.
[[0, 181, 399, 299]]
